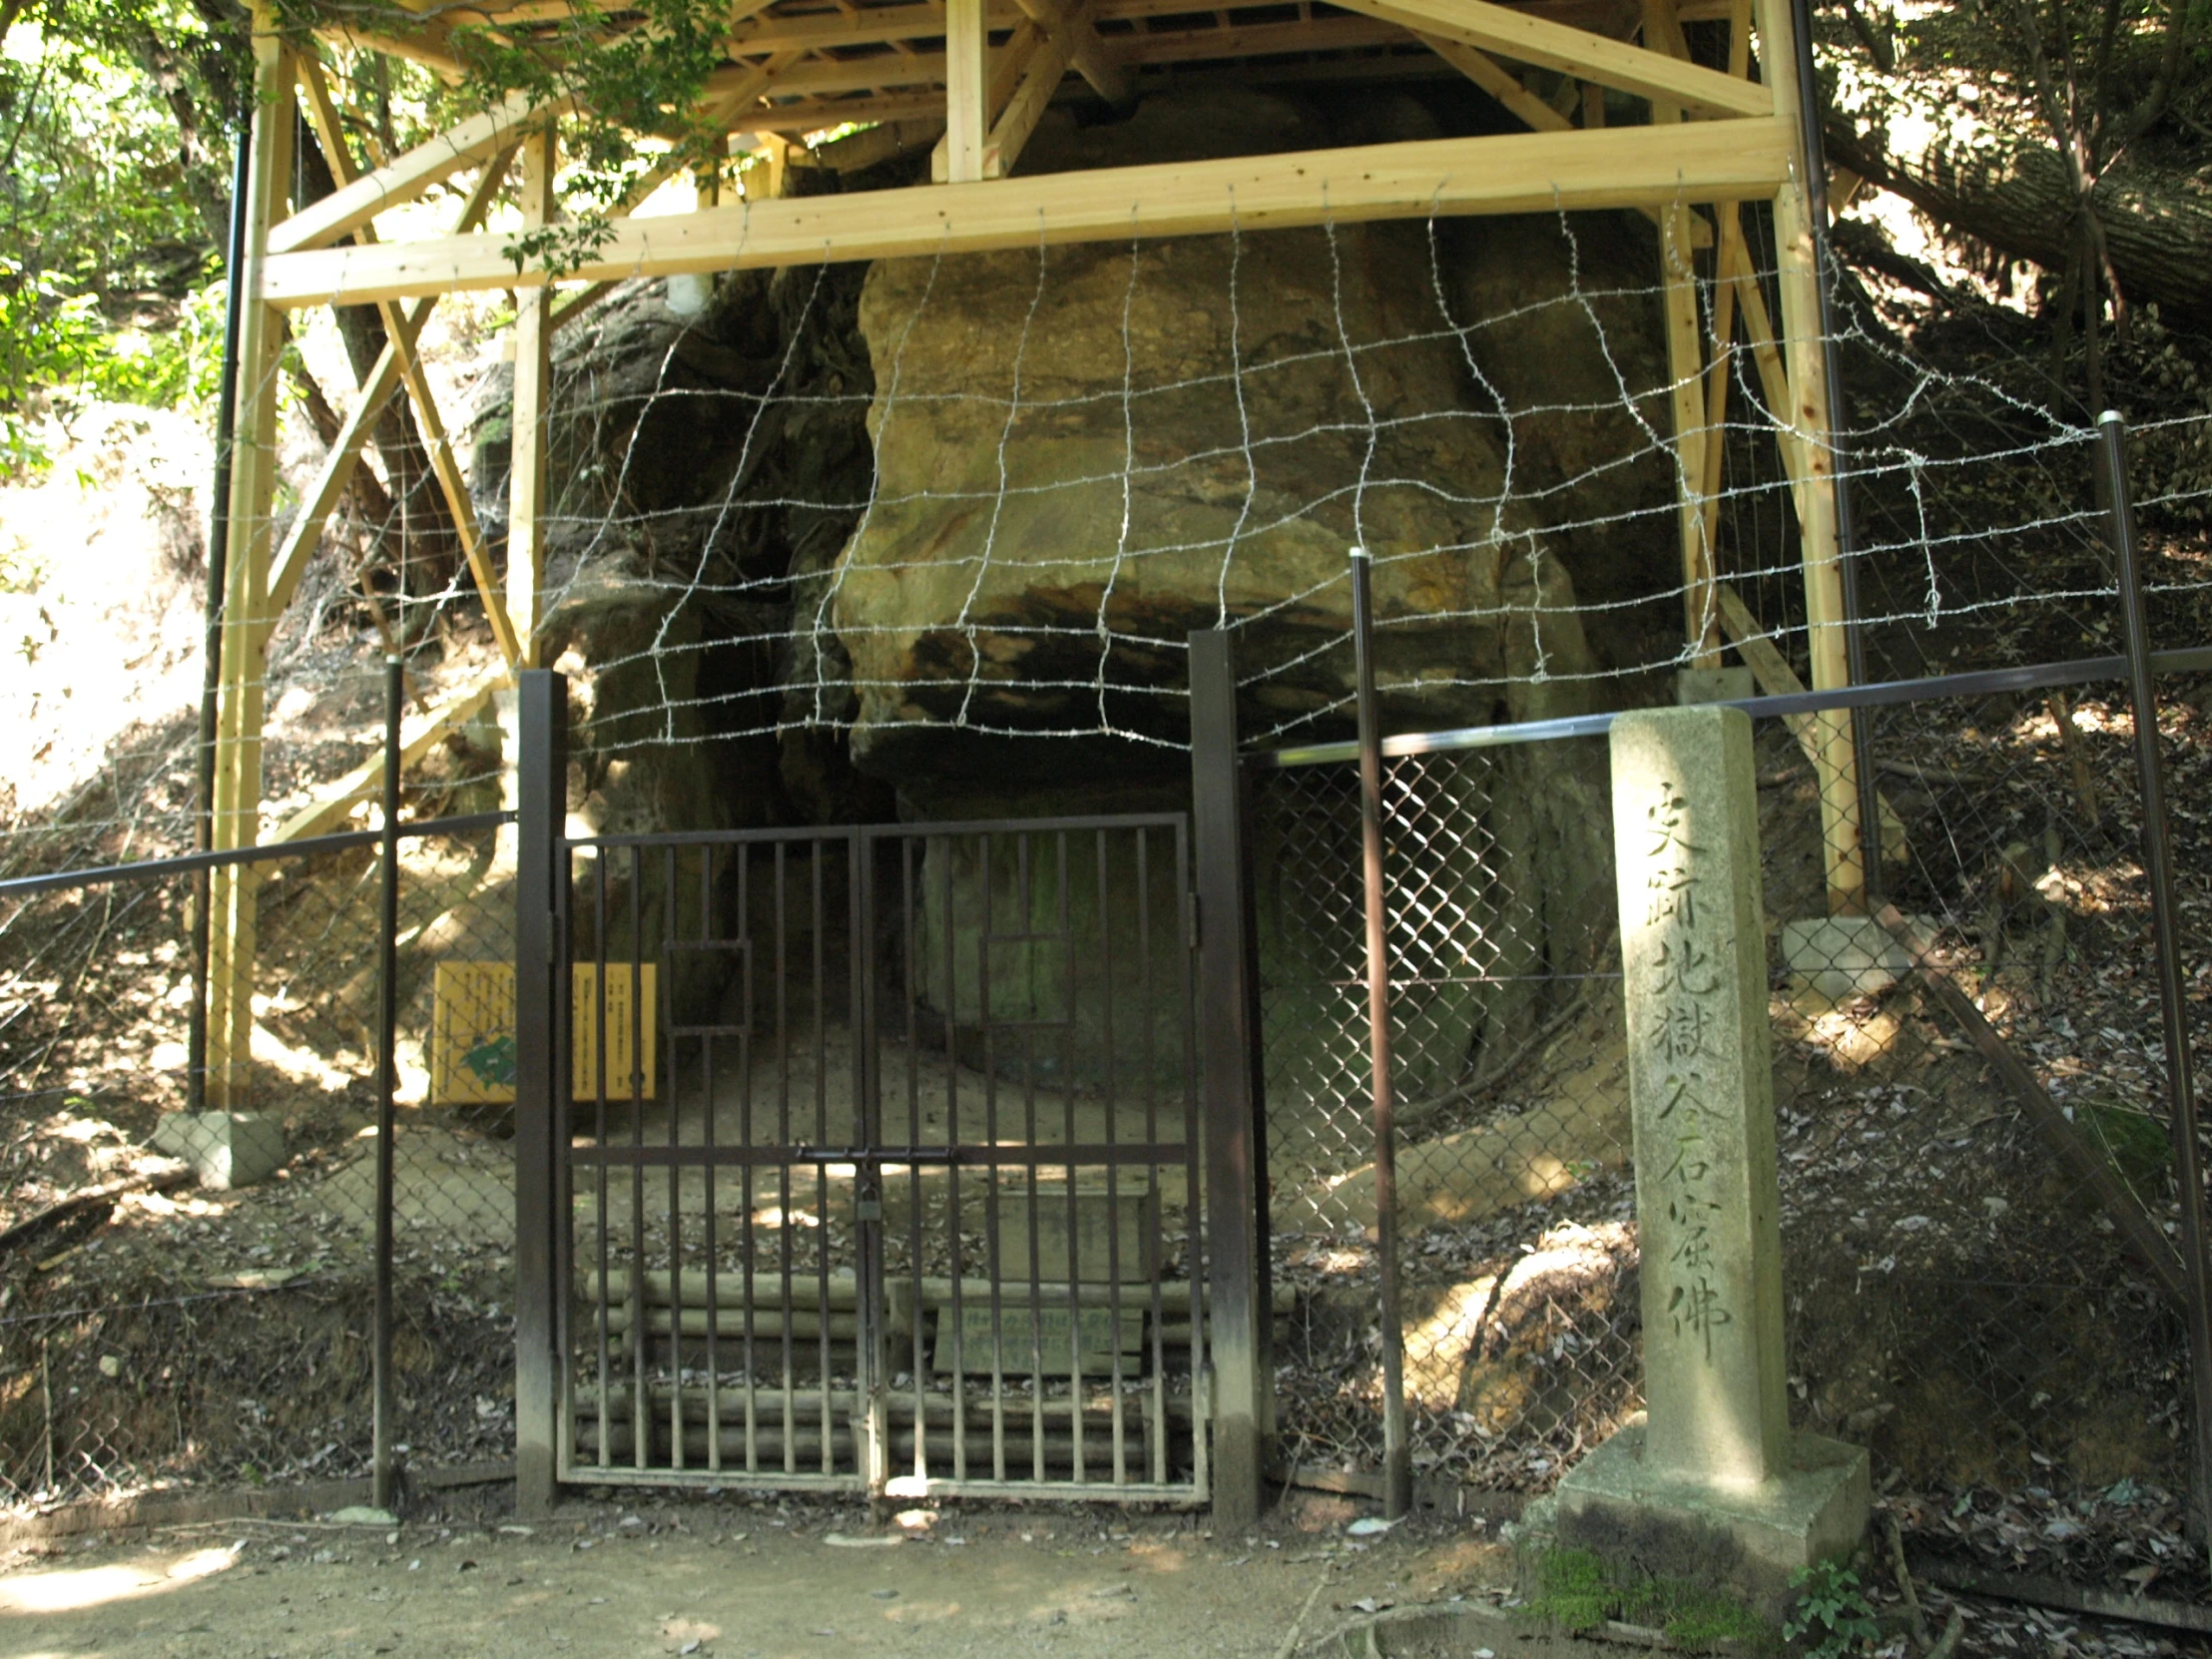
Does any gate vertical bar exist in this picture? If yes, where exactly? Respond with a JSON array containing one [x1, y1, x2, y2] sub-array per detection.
[[1349, 551, 1411, 1519], [515, 669, 569, 1514], [2101, 410, 2212, 1552], [1188, 628, 1267, 1527], [855, 828, 888, 1496], [372, 653, 402, 1511]]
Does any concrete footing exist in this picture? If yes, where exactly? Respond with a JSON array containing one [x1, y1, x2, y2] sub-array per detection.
[[1551, 1416, 1871, 1613], [1780, 914, 1926, 1000], [152, 1111, 285, 1190]]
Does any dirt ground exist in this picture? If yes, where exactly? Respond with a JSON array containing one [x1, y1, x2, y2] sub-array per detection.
[[0, 1492, 1612, 1659]]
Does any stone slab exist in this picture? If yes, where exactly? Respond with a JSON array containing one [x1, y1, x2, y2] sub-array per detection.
[[993, 1185, 1157, 1284], [1611, 707, 1789, 1485], [1553, 1416, 1870, 1609], [1675, 666, 1755, 706], [930, 1299, 1145, 1376], [152, 1111, 285, 1190], [1781, 914, 1921, 1000]]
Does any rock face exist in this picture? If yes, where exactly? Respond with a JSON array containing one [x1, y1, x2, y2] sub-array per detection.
[[832, 214, 1602, 803], [821, 91, 1628, 1088], [465, 86, 1679, 1091]]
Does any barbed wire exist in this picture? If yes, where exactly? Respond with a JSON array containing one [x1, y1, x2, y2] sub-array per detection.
[[0, 205, 2202, 853]]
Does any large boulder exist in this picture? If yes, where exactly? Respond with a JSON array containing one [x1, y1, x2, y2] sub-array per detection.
[[828, 94, 1605, 808], [832, 223, 1602, 798]]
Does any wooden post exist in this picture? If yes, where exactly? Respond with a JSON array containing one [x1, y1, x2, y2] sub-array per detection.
[[1755, 0, 1866, 912], [508, 123, 557, 668], [1661, 204, 1719, 668], [1643, 0, 1720, 672], [205, 5, 294, 1110], [943, 0, 989, 183]]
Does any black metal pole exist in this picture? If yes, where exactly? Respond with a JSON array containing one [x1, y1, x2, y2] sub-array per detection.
[[2102, 410, 2212, 1551], [1349, 550, 1410, 1519], [1189, 629, 1269, 1530], [373, 654, 402, 1512], [514, 670, 570, 1516], [187, 120, 256, 1116], [1787, 0, 1885, 905]]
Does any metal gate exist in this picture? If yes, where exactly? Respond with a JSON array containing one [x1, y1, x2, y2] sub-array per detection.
[[547, 816, 1207, 1500]]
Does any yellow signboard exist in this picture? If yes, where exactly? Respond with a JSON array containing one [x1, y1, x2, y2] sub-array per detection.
[[429, 961, 659, 1105]]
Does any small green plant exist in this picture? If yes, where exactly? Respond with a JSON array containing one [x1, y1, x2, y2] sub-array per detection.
[[1522, 1549, 1772, 1651], [1782, 1561, 1879, 1659], [2076, 1098, 2172, 1203]]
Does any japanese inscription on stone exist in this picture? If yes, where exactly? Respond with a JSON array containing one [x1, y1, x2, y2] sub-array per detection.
[[1642, 779, 1731, 1360], [1610, 706, 1790, 1487]]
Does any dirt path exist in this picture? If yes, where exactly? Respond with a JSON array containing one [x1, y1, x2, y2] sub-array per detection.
[[0, 1494, 1581, 1659]]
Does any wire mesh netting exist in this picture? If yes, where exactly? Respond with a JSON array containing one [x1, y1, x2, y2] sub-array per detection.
[[0, 653, 524, 1504], [1251, 663, 2212, 1595], [1, 125, 2210, 1558]]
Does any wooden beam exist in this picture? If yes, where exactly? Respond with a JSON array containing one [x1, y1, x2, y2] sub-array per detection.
[[753, 93, 953, 133], [295, 58, 522, 666], [1420, 35, 1711, 244], [1124, 14, 1406, 64], [1640, 0, 1719, 668], [1695, 237, 1736, 571], [270, 672, 509, 844], [702, 48, 806, 129], [1715, 582, 1905, 858], [933, 21, 1040, 182], [270, 89, 562, 255], [508, 123, 557, 667], [984, 25, 1074, 176], [813, 117, 946, 172], [1754, 0, 1863, 913], [1418, 34, 1570, 131], [1326, 0, 1770, 117], [1662, 200, 1719, 664], [269, 316, 416, 617], [315, 19, 465, 81], [944, 0, 990, 182], [1715, 206, 1799, 497], [207, 7, 295, 1112], [713, 13, 1412, 105], [264, 120, 1795, 306], [1010, 0, 1130, 102]]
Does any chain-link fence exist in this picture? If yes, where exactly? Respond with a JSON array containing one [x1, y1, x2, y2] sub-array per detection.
[[1253, 642, 2212, 1598], [0, 672, 522, 1511]]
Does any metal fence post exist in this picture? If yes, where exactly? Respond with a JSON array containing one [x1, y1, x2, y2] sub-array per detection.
[[514, 668, 568, 1515], [1349, 551, 1411, 1519], [1189, 628, 1268, 1528], [2101, 411, 2212, 1553], [373, 654, 401, 1512]]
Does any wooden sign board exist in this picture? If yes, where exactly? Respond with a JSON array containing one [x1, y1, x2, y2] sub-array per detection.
[[430, 961, 659, 1104]]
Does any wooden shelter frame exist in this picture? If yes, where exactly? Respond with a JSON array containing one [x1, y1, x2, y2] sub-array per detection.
[[202, 0, 1867, 1108]]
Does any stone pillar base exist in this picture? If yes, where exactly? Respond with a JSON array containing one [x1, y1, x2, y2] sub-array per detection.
[[1552, 1416, 1870, 1613]]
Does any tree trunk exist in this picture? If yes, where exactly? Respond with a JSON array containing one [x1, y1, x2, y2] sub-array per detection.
[[1826, 114, 2212, 325]]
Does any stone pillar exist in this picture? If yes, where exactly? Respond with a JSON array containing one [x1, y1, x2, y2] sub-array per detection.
[[1552, 706, 1868, 1607], [1617, 705, 1788, 1485]]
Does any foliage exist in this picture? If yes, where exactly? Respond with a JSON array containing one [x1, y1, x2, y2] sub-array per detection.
[[1520, 1548, 1775, 1652], [0, 2, 239, 468], [1781, 1561, 1881, 1659], [309, 0, 743, 276], [2077, 1096, 2175, 1203]]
